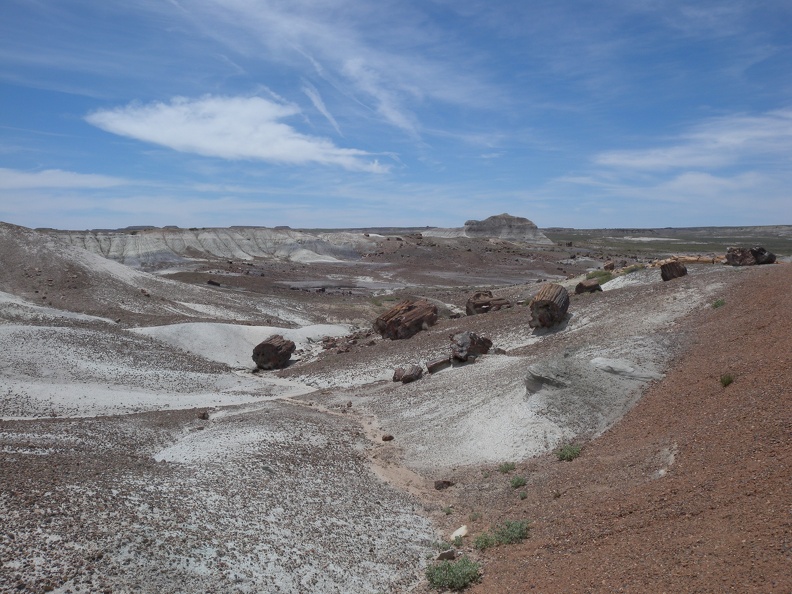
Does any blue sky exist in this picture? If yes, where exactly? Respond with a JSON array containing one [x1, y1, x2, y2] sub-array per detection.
[[1, 0, 791, 230]]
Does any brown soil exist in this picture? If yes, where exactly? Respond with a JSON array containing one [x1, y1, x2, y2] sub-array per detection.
[[426, 264, 791, 593]]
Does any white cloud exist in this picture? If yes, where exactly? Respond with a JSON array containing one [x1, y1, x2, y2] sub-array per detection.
[[86, 95, 387, 172], [594, 108, 792, 171], [302, 82, 342, 136], [0, 168, 126, 189]]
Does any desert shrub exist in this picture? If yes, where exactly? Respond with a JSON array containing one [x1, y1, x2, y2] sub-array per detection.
[[720, 373, 734, 387], [556, 444, 582, 462], [519, 491, 527, 500], [498, 462, 516, 474], [586, 270, 613, 283], [426, 557, 481, 590], [443, 506, 453, 515], [712, 298, 726, 309], [475, 519, 530, 550], [510, 476, 527, 489]]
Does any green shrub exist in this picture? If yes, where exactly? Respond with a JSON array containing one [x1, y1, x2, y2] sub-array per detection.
[[510, 476, 527, 489], [519, 491, 527, 500], [426, 557, 481, 590], [475, 519, 531, 550], [442, 506, 453, 515], [498, 462, 516, 474], [586, 270, 613, 283], [556, 444, 582, 462], [720, 373, 734, 387], [712, 298, 726, 309]]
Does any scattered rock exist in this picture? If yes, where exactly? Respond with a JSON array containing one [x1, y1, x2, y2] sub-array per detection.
[[436, 550, 456, 561], [198, 410, 210, 421], [382, 434, 394, 442], [434, 480, 455, 490], [725, 246, 776, 266], [575, 279, 603, 294], [603, 261, 615, 271], [206, 279, 221, 287], [373, 299, 438, 340], [465, 290, 512, 315], [252, 335, 296, 370], [451, 525, 468, 539], [660, 261, 688, 281], [427, 357, 452, 374], [450, 331, 493, 362], [529, 283, 570, 328]]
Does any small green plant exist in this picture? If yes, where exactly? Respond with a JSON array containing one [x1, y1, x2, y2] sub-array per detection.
[[443, 506, 453, 515], [519, 491, 527, 500], [498, 462, 516, 474], [586, 269, 613, 284], [453, 535, 463, 548], [482, 470, 491, 479], [720, 373, 734, 387], [475, 519, 531, 550], [510, 475, 527, 489], [556, 444, 582, 462], [469, 511, 481, 522], [712, 298, 726, 309], [425, 557, 481, 590]]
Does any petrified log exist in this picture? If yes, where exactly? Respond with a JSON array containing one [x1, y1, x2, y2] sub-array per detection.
[[575, 278, 602, 294], [529, 283, 569, 328], [374, 299, 438, 340], [660, 261, 687, 281], [252, 334, 295, 370], [603, 261, 615, 271], [450, 331, 493, 362], [393, 365, 423, 383], [465, 290, 512, 315], [427, 357, 452, 374], [726, 246, 776, 266]]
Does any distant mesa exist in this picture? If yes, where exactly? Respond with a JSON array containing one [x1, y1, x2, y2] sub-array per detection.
[[425, 213, 552, 244]]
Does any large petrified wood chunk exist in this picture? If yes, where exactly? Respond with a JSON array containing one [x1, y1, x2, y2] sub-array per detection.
[[660, 261, 688, 281], [374, 299, 438, 340], [529, 283, 570, 328], [725, 246, 776, 266], [252, 334, 296, 370], [465, 290, 512, 315]]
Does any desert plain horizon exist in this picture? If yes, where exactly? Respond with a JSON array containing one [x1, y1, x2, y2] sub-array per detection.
[[0, 213, 790, 593]]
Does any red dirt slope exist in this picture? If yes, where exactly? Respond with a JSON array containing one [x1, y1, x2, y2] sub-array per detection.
[[468, 264, 791, 593]]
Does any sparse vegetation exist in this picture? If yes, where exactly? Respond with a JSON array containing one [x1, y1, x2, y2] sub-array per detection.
[[586, 269, 613, 283], [425, 557, 481, 591], [498, 462, 516, 474], [475, 520, 531, 550], [510, 476, 527, 489], [556, 444, 582, 462], [720, 373, 734, 387], [443, 506, 453, 515], [453, 535, 463, 548], [712, 298, 726, 309], [519, 491, 527, 500], [469, 512, 481, 522]]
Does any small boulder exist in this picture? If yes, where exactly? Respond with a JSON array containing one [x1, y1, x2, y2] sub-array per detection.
[[393, 364, 423, 383], [436, 550, 456, 561], [465, 290, 512, 315], [427, 357, 452, 374], [382, 434, 394, 442], [575, 278, 603, 294], [450, 331, 492, 362], [434, 480, 455, 490], [252, 335, 296, 370], [603, 261, 615, 271]]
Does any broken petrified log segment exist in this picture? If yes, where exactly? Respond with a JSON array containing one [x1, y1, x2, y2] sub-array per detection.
[[450, 331, 493, 362], [373, 299, 438, 340], [725, 246, 776, 266], [427, 357, 452, 374], [660, 261, 688, 282], [392, 364, 423, 383], [252, 334, 296, 370], [465, 290, 512, 315], [529, 283, 570, 328], [575, 278, 603, 294], [603, 261, 615, 271]]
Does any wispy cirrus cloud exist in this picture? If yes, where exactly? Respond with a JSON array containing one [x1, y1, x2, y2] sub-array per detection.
[[594, 108, 792, 171], [86, 95, 388, 172], [0, 168, 127, 189], [301, 82, 342, 136]]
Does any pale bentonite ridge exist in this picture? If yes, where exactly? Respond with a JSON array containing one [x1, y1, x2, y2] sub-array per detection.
[[1, 220, 788, 593]]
